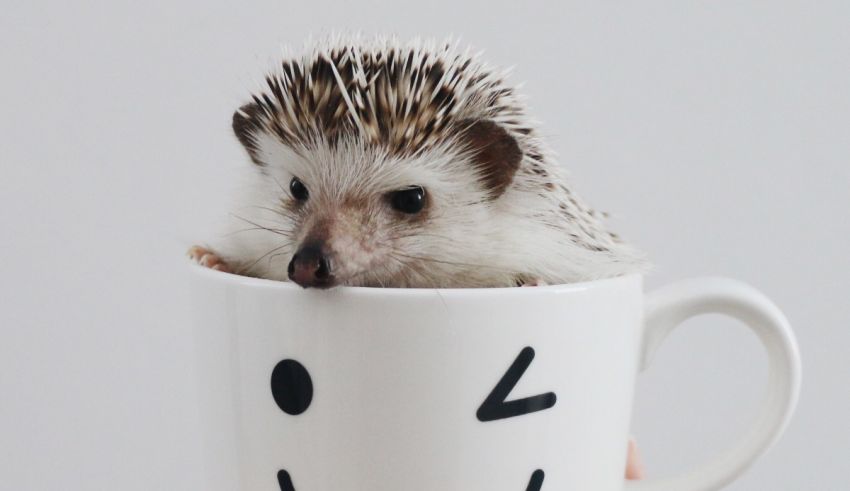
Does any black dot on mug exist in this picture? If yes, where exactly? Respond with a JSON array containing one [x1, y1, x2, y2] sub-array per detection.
[[270, 359, 313, 415]]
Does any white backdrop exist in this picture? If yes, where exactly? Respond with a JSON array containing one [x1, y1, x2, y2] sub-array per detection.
[[2, 1, 848, 489]]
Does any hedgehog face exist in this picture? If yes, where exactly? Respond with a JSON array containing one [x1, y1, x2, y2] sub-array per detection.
[[225, 40, 541, 287], [236, 127, 521, 288]]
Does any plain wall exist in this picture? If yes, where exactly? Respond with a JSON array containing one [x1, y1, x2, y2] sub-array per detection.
[[2, 0, 848, 489]]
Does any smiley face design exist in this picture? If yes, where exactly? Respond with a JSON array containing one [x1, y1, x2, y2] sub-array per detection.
[[270, 347, 556, 490]]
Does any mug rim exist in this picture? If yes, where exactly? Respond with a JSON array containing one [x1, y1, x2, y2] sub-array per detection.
[[188, 261, 643, 297]]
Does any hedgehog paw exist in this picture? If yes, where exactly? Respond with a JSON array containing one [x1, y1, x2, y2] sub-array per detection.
[[188, 245, 231, 272], [518, 278, 548, 287]]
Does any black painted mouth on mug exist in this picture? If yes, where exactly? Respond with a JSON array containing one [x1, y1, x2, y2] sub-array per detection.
[[277, 469, 545, 490]]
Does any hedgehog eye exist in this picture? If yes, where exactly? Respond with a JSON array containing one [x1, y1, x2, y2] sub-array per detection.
[[289, 177, 309, 202], [388, 186, 426, 214]]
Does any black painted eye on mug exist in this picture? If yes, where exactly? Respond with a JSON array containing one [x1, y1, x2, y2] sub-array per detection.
[[270, 359, 313, 416], [388, 186, 426, 214]]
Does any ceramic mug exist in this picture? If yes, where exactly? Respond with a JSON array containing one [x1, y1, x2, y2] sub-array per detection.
[[189, 265, 800, 491]]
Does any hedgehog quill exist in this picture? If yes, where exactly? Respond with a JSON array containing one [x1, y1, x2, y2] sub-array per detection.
[[189, 36, 648, 288]]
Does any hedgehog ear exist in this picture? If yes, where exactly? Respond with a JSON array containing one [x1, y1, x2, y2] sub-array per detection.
[[459, 119, 522, 199], [232, 103, 265, 165]]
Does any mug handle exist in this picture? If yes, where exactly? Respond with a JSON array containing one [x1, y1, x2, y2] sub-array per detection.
[[625, 277, 801, 491]]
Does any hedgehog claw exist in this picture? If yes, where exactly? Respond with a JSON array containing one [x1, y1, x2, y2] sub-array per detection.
[[188, 245, 231, 273]]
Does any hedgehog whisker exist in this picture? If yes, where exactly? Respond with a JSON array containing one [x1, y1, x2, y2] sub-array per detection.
[[230, 214, 292, 238], [268, 252, 293, 267], [224, 225, 296, 239], [247, 204, 293, 220], [270, 175, 290, 197], [245, 243, 292, 271]]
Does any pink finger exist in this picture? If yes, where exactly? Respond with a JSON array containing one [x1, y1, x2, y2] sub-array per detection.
[[625, 438, 645, 480]]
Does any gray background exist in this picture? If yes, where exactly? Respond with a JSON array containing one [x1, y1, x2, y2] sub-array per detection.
[[2, 0, 848, 489]]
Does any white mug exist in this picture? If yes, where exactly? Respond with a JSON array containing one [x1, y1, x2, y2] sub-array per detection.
[[189, 265, 800, 491]]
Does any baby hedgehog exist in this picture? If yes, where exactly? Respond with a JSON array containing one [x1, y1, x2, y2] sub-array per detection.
[[190, 36, 647, 288]]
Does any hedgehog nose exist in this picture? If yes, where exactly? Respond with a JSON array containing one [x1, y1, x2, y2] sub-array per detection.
[[288, 244, 335, 288]]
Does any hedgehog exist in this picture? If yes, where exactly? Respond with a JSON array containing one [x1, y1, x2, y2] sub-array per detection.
[[189, 36, 648, 289]]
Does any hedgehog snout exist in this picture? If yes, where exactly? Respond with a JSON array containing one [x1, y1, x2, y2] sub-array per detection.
[[288, 242, 335, 289]]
